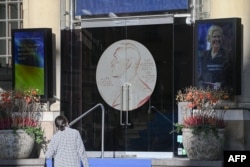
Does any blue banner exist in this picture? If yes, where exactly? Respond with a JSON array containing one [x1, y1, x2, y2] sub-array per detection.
[[75, 0, 189, 16]]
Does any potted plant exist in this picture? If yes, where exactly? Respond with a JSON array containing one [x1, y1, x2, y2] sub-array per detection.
[[0, 88, 45, 159], [173, 86, 231, 160]]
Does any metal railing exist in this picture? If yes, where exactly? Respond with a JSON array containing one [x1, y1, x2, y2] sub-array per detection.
[[149, 106, 173, 124], [69, 103, 105, 158]]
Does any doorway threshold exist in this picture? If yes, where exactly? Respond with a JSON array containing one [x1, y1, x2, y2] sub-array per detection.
[[86, 151, 173, 159]]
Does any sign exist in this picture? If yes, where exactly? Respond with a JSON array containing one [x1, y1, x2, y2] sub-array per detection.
[[224, 151, 250, 167]]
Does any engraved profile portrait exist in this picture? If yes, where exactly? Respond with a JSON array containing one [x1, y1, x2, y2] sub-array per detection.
[[96, 39, 157, 111]]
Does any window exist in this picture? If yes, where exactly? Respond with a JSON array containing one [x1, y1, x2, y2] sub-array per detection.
[[0, 0, 22, 89]]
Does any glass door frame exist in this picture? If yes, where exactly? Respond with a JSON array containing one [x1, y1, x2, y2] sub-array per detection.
[[81, 15, 175, 158]]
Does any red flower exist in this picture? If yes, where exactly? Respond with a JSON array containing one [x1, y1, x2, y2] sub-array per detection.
[[0, 88, 41, 130], [176, 86, 230, 131]]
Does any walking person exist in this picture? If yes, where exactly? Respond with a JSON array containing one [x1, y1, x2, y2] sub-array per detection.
[[45, 115, 89, 167]]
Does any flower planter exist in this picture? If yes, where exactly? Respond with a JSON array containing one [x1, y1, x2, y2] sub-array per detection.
[[0, 129, 35, 159], [182, 128, 224, 160]]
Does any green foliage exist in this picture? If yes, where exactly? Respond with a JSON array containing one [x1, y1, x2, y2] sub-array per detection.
[[170, 123, 184, 134], [170, 123, 222, 139], [23, 126, 45, 144], [190, 125, 221, 138]]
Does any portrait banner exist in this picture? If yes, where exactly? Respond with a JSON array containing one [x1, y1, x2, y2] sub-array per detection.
[[194, 18, 242, 95]]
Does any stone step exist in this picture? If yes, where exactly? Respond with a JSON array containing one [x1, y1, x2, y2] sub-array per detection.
[[0, 158, 45, 167], [0, 158, 223, 167], [152, 158, 223, 167]]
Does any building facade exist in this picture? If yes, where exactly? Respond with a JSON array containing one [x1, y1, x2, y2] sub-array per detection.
[[1, 0, 250, 158]]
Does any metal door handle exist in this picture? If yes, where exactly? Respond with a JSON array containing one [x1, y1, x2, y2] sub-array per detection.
[[120, 84, 131, 126]]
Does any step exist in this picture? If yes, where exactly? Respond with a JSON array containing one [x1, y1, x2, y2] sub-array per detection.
[[44, 158, 151, 167], [0, 158, 45, 167], [152, 158, 223, 167], [89, 158, 151, 167], [0, 158, 223, 167]]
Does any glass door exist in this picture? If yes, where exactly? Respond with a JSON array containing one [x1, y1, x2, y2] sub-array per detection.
[[61, 15, 176, 158]]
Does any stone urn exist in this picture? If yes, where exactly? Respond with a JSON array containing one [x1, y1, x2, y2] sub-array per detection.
[[182, 128, 224, 160], [0, 129, 35, 159]]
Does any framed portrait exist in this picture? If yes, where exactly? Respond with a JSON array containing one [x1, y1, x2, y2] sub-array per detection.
[[194, 18, 242, 95]]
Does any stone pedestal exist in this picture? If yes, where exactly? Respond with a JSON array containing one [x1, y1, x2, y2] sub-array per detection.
[[39, 111, 60, 158], [177, 102, 191, 124], [223, 109, 250, 150]]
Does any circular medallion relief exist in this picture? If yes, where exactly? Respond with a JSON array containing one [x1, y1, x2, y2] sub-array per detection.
[[96, 39, 157, 111]]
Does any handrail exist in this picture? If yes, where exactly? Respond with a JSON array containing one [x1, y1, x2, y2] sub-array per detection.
[[69, 103, 105, 158], [150, 106, 173, 124]]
